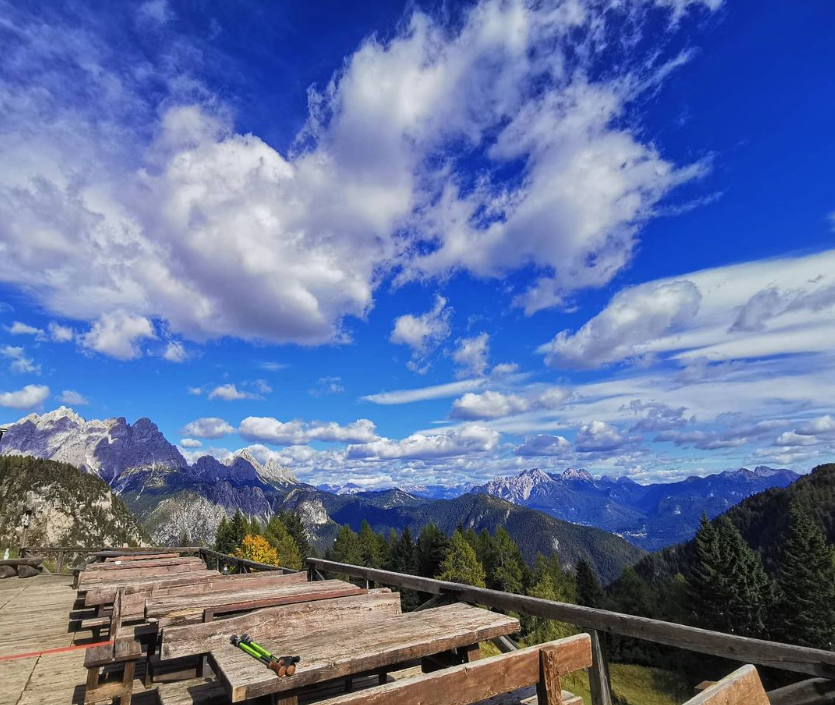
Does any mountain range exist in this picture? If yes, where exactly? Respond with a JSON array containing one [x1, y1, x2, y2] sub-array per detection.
[[0, 408, 644, 580], [0, 407, 800, 573], [466, 466, 799, 550]]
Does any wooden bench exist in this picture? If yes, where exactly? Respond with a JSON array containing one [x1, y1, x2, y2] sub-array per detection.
[[84, 571, 222, 607], [272, 634, 591, 705], [106, 553, 182, 562], [86, 557, 205, 572], [77, 562, 210, 589], [682, 665, 769, 704]]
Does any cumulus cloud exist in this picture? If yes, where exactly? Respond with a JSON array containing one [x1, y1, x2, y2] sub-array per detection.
[[0, 384, 50, 409], [391, 295, 451, 373], [180, 417, 235, 439], [1, 346, 40, 374], [80, 312, 155, 360], [775, 415, 835, 447], [656, 419, 787, 451], [239, 416, 378, 445], [58, 390, 89, 406], [9, 322, 45, 339], [513, 434, 571, 457], [625, 400, 692, 432], [48, 322, 74, 342], [451, 387, 568, 420], [0, 0, 716, 354], [346, 424, 499, 461], [575, 420, 638, 453], [163, 341, 187, 363], [208, 384, 258, 401], [453, 333, 490, 378], [179, 438, 203, 448]]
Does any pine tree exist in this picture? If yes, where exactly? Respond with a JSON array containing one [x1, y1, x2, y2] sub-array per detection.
[[179, 529, 192, 547], [330, 524, 363, 566], [437, 530, 487, 587], [611, 567, 653, 617], [523, 572, 575, 645], [230, 510, 248, 549], [416, 523, 450, 578], [576, 559, 604, 608], [688, 515, 775, 638], [264, 516, 303, 570], [358, 520, 386, 568], [774, 502, 835, 649], [248, 517, 263, 536], [389, 527, 417, 574], [277, 511, 310, 559], [487, 526, 526, 594], [214, 517, 237, 555]]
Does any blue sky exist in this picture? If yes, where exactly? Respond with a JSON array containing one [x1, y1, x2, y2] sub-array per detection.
[[1, 0, 835, 487]]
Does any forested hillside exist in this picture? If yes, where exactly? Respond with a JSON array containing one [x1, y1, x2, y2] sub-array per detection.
[[0, 455, 148, 548]]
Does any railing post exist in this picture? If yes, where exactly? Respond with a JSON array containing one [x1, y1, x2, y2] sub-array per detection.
[[56, 550, 64, 574], [588, 630, 614, 705]]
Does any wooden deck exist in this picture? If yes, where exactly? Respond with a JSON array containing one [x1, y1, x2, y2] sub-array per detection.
[[0, 575, 155, 705]]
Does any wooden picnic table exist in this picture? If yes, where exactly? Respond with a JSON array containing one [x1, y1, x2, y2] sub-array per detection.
[[77, 561, 209, 589], [104, 552, 181, 562], [146, 578, 366, 626], [85, 556, 203, 572], [84, 570, 222, 607], [210, 603, 520, 702]]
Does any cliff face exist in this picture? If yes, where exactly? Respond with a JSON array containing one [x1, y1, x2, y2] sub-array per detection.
[[0, 455, 148, 548]]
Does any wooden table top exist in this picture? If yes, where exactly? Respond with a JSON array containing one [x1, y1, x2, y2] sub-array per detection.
[[211, 603, 520, 702], [146, 578, 365, 626]]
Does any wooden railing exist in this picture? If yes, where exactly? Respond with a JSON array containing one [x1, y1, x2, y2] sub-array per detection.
[[198, 547, 296, 575], [307, 558, 835, 705]]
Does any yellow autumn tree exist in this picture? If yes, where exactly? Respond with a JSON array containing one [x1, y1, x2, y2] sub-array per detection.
[[235, 534, 279, 566]]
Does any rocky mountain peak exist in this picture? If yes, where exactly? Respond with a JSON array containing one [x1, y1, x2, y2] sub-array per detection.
[[561, 468, 593, 482]]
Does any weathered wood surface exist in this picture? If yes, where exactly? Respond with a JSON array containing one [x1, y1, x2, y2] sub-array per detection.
[[766, 677, 835, 705], [104, 552, 180, 562], [77, 561, 209, 588], [161, 589, 401, 659], [119, 570, 309, 620], [0, 558, 43, 567], [84, 556, 203, 572], [212, 603, 520, 702], [683, 664, 769, 704], [309, 559, 835, 680], [147, 578, 366, 627], [84, 570, 220, 606], [319, 635, 590, 705]]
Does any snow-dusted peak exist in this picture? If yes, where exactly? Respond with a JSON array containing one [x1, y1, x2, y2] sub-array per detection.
[[561, 468, 594, 482], [225, 449, 298, 487]]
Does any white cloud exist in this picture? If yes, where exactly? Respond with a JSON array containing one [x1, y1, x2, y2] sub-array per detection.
[[259, 362, 287, 372], [9, 321, 45, 339], [310, 376, 345, 397], [346, 424, 499, 461], [180, 417, 235, 439], [48, 322, 74, 342], [80, 312, 155, 360], [0, 0, 716, 352], [187, 386, 203, 396], [363, 378, 487, 405], [179, 438, 203, 449], [58, 390, 89, 406], [0, 384, 50, 409], [163, 341, 187, 363], [391, 295, 451, 373], [453, 333, 490, 378], [775, 415, 835, 447], [514, 434, 571, 457], [238, 416, 378, 445], [208, 384, 258, 401], [451, 387, 568, 420], [1, 345, 40, 374], [541, 249, 835, 370], [575, 420, 637, 453]]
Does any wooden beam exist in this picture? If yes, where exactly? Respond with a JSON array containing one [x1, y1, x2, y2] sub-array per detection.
[[312, 634, 591, 705], [766, 677, 835, 705], [683, 665, 769, 704], [588, 630, 613, 705], [307, 559, 835, 680]]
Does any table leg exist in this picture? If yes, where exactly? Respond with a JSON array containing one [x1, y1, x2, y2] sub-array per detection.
[[459, 643, 481, 663], [120, 660, 135, 705]]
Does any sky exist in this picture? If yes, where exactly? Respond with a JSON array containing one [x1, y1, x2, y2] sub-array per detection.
[[1, 0, 835, 488]]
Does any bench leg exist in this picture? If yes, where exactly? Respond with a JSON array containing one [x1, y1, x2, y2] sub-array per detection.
[[85, 666, 100, 692], [536, 646, 563, 705], [271, 696, 298, 705], [459, 643, 480, 663], [120, 660, 135, 705]]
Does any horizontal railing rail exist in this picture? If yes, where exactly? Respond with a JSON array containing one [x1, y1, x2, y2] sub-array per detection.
[[198, 547, 297, 574], [307, 558, 835, 681]]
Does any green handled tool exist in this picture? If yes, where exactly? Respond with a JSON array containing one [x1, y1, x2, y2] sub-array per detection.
[[230, 634, 301, 677]]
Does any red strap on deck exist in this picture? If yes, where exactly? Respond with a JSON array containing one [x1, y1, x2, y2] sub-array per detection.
[[0, 640, 113, 662]]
